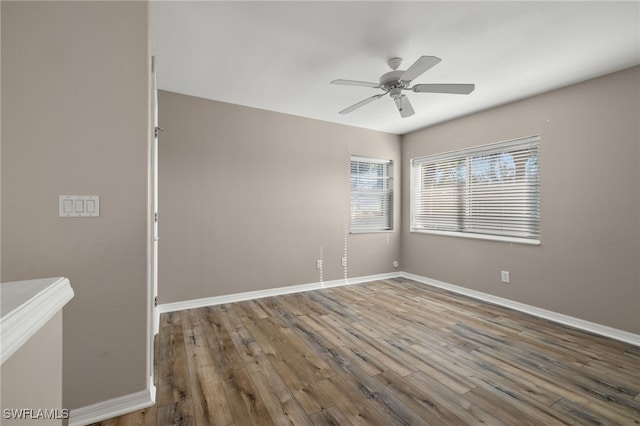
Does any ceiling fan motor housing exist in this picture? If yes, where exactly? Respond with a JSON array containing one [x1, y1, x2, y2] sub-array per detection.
[[380, 70, 409, 95]]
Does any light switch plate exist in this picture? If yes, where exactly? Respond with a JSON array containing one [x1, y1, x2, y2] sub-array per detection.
[[59, 195, 100, 217]]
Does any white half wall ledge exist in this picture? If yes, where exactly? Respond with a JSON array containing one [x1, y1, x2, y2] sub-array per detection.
[[157, 271, 640, 347], [0, 277, 74, 365], [68, 382, 155, 426]]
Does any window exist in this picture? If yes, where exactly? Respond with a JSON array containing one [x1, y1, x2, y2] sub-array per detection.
[[350, 156, 393, 233], [410, 135, 540, 244]]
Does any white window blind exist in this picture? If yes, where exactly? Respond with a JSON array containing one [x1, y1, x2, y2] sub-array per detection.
[[410, 135, 540, 244], [350, 156, 393, 233]]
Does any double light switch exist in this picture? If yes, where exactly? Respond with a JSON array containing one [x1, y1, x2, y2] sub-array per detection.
[[59, 195, 100, 217]]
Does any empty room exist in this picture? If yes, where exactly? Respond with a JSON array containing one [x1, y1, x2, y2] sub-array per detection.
[[1, 1, 639, 425]]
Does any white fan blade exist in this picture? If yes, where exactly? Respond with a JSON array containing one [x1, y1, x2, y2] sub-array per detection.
[[400, 56, 441, 82], [394, 95, 415, 118], [331, 79, 381, 88], [412, 84, 475, 94], [339, 93, 386, 114]]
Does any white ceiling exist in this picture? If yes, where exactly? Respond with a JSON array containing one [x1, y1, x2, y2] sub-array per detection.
[[152, 1, 640, 135]]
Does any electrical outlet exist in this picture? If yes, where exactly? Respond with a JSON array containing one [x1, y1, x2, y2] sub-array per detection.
[[501, 271, 510, 283], [341, 257, 347, 267], [316, 260, 323, 269]]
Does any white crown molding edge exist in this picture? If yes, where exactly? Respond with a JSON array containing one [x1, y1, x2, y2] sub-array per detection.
[[69, 382, 155, 426], [400, 271, 640, 347], [0, 277, 74, 365]]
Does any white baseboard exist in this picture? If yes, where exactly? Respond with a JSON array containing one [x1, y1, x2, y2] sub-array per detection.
[[156, 272, 400, 315], [400, 271, 640, 347], [68, 383, 155, 426]]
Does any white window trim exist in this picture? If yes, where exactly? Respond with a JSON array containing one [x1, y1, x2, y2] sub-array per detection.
[[414, 229, 541, 245]]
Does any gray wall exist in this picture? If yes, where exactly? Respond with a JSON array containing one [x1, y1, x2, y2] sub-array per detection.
[[402, 66, 640, 334], [1, 312, 64, 425], [158, 91, 401, 304], [1, 1, 151, 409], [159, 67, 639, 335]]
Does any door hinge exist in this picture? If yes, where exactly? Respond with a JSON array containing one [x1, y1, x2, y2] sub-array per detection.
[[154, 127, 164, 138], [154, 296, 158, 307], [154, 212, 158, 223]]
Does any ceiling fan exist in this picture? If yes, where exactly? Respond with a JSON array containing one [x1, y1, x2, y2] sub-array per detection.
[[331, 56, 475, 118]]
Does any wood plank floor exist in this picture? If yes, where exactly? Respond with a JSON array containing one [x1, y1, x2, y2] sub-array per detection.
[[92, 278, 640, 425]]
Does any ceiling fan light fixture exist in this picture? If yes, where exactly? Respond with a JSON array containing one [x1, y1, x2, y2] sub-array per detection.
[[389, 87, 403, 99]]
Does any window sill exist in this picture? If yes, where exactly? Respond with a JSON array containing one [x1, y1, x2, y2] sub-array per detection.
[[350, 230, 394, 235], [410, 229, 540, 245]]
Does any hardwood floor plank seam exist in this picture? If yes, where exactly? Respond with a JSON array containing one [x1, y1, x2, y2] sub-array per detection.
[[92, 278, 640, 426]]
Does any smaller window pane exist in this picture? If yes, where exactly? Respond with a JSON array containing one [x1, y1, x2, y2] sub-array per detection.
[[350, 157, 393, 233]]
